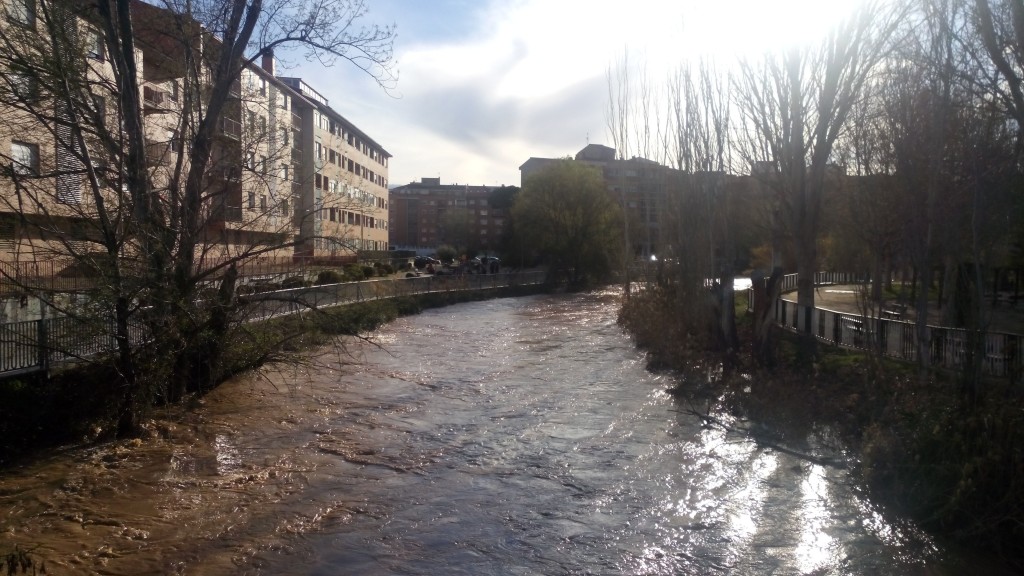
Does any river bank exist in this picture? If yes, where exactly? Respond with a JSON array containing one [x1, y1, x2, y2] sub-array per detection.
[[618, 285, 1024, 572], [0, 282, 552, 467]]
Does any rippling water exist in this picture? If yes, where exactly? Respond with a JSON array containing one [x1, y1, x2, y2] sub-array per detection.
[[0, 290, 977, 574]]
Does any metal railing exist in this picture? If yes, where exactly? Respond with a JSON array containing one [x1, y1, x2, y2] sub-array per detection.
[[0, 270, 546, 378], [2, 257, 388, 294], [750, 272, 1022, 378], [772, 299, 1022, 378], [1, 315, 146, 377]]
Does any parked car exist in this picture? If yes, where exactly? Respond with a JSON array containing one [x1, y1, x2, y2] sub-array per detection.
[[480, 256, 500, 273], [413, 256, 440, 269]]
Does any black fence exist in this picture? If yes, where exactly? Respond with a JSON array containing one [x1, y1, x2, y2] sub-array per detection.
[[1, 256, 415, 297], [0, 315, 147, 377], [774, 299, 1022, 378], [0, 271, 546, 378], [754, 273, 1023, 378]]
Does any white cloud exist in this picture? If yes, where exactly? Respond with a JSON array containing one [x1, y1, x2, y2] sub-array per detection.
[[293, 0, 872, 188]]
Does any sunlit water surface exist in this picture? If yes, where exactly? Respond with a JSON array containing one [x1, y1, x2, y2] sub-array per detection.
[[0, 290, 978, 574]]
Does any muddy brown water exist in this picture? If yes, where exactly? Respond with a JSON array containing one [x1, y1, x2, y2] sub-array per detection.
[[0, 290, 986, 574]]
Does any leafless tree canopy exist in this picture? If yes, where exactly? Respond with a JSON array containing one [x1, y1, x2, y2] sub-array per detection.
[[0, 0, 396, 433]]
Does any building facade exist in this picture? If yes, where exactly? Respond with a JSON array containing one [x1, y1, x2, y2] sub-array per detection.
[[389, 178, 510, 253], [279, 76, 390, 259], [0, 0, 388, 269], [520, 144, 679, 258]]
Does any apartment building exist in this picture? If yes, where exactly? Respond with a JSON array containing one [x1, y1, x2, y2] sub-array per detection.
[[0, 0, 126, 263], [389, 178, 509, 252], [520, 144, 677, 258], [279, 76, 390, 258], [0, 0, 388, 268]]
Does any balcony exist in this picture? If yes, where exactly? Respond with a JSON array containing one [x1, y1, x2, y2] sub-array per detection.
[[211, 203, 243, 222], [291, 148, 303, 166], [216, 166, 241, 182], [145, 141, 172, 166], [218, 117, 241, 140], [291, 111, 302, 129], [142, 84, 171, 114]]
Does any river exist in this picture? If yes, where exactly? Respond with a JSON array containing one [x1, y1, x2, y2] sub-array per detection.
[[0, 289, 979, 574]]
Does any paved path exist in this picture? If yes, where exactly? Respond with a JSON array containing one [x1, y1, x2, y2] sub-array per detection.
[[782, 284, 1024, 334]]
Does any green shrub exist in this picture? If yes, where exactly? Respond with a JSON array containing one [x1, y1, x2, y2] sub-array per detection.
[[436, 244, 457, 262], [253, 281, 281, 293], [343, 264, 365, 281], [362, 265, 376, 278], [316, 269, 344, 285], [378, 263, 395, 275], [281, 275, 308, 289]]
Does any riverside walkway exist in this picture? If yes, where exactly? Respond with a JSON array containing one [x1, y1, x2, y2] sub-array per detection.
[[0, 270, 546, 379], [771, 277, 1022, 378]]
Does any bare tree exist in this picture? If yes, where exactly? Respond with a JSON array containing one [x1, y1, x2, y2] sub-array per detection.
[[606, 50, 635, 297], [0, 0, 395, 433], [971, 0, 1024, 149], [734, 1, 901, 360], [662, 59, 739, 357]]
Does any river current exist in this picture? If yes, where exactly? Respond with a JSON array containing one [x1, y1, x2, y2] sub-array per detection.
[[0, 290, 973, 574]]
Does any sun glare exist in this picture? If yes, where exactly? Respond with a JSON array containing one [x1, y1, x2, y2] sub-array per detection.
[[485, 0, 872, 99], [677, 0, 873, 57]]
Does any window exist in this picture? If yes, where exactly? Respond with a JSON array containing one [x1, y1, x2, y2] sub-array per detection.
[[281, 128, 289, 146], [10, 72, 38, 101], [91, 159, 108, 188], [248, 192, 256, 209], [10, 141, 38, 175], [92, 95, 106, 128], [260, 195, 267, 211], [6, 0, 34, 26], [86, 28, 104, 60], [281, 164, 289, 181]]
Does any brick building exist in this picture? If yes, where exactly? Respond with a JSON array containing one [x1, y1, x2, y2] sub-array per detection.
[[389, 178, 510, 253]]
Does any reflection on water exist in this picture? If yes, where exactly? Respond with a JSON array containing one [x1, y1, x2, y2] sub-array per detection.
[[794, 464, 836, 573], [0, 290, 982, 574]]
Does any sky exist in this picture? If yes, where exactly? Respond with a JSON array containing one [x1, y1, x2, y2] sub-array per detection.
[[287, 0, 868, 189]]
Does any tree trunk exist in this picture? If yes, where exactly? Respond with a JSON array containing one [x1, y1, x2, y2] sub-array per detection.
[[753, 268, 784, 367], [795, 239, 818, 359]]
